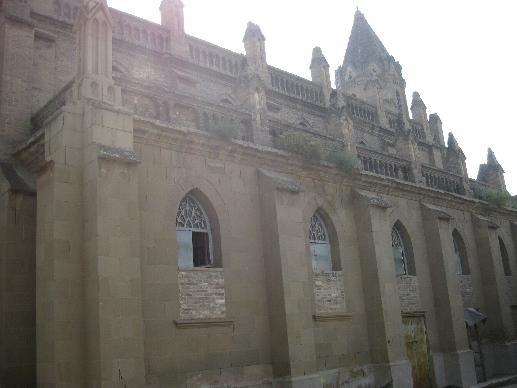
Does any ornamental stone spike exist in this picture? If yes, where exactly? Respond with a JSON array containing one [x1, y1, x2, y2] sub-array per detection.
[[160, 0, 186, 40], [478, 147, 506, 190], [447, 132, 460, 151], [411, 92, 431, 141], [310, 47, 331, 106], [429, 113, 445, 146], [76, 0, 113, 81], [487, 147, 502, 168], [243, 22, 268, 82]]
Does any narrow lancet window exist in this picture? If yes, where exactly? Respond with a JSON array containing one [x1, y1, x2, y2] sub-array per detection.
[[309, 213, 332, 272], [176, 195, 212, 268], [392, 226, 408, 275], [499, 237, 512, 277], [453, 230, 470, 275]]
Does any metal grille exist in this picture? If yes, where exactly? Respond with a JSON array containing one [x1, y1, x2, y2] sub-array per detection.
[[309, 214, 328, 243], [176, 195, 209, 231], [392, 226, 408, 275]]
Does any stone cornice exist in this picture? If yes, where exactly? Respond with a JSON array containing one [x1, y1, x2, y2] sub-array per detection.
[[473, 214, 500, 230], [421, 203, 453, 221], [258, 169, 302, 194], [2, 12, 35, 28], [353, 189, 392, 209], [132, 119, 517, 219], [97, 144, 140, 164]]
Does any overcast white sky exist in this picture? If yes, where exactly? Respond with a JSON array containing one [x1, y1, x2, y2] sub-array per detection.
[[108, 0, 517, 194]]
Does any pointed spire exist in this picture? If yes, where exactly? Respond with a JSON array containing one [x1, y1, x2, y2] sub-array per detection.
[[310, 47, 329, 69], [429, 113, 445, 146], [446, 133, 468, 178], [487, 148, 503, 169], [343, 10, 391, 71], [160, 0, 185, 40], [310, 47, 331, 106], [447, 133, 459, 150], [411, 92, 426, 110], [243, 22, 268, 81], [478, 148, 506, 190], [243, 22, 265, 43], [76, 0, 113, 80]]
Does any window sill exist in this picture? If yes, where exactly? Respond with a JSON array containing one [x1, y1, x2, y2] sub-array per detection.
[[313, 313, 352, 322], [178, 267, 224, 272], [174, 318, 234, 329]]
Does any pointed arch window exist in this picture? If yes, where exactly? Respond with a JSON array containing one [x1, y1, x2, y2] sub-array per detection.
[[392, 223, 415, 276], [309, 213, 332, 272], [176, 194, 213, 268], [453, 230, 470, 275], [499, 237, 512, 277]]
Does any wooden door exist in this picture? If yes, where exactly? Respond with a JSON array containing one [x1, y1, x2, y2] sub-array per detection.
[[403, 316, 432, 388]]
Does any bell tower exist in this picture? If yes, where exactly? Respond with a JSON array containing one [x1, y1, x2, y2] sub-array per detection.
[[337, 10, 410, 128]]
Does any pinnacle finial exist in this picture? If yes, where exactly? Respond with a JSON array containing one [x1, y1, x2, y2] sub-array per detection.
[[411, 91, 426, 109], [487, 148, 501, 167], [311, 46, 329, 69], [243, 21, 265, 42], [448, 132, 459, 150]]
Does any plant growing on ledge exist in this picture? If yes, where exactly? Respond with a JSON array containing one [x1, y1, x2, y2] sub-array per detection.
[[275, 132, 325, 161], [209, 119, 239, 141], [471, 181, 516, 208], [326, 147, 360, 173], [275, 132, 359, 172]]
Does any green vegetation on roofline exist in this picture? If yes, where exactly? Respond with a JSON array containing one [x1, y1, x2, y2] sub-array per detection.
[[471, 181, 517, 209], [208, 119, 239, 141], [275, 132, 359, 173]]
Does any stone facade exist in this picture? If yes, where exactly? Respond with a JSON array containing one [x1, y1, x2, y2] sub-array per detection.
[[0, 1, 516, 387], [178, 269, 226, 320]]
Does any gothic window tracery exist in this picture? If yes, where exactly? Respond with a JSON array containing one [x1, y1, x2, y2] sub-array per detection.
[[391, 223, 416, 276], [392, 226, 408, 275], [453, 230, 470, 275], [176, 194, 212, 268], [309, 213, 332, 272]]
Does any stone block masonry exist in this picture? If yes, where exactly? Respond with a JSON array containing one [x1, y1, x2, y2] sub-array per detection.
[[397, 275, 421, 312], [178, 268, 226, 320], [313, 271, 346, 314]]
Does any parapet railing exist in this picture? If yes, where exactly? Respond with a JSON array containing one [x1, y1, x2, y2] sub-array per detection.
[[111, 9, 171, 53], [186, 36, 244, 77], [269, 67, 325, 106], [357, 147, 412, 182], [347, 97, 377, 124], [422, 165, 465, 194], [31, 80, 75, 132]]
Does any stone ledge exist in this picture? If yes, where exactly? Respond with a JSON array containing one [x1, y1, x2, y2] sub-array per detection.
[[313, 313, 352, 322], [97, 143, 140, 164], [174, 319, 234, 329]]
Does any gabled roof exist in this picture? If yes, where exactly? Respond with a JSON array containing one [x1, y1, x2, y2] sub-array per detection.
[[343, 10, 391, 71]]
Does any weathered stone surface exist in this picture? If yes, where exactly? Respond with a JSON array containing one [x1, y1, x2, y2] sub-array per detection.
[[178, 269, 226, 320], [313, 271, 346, 315], [0, 1, 516, 387], [397, 275, 421, 312]]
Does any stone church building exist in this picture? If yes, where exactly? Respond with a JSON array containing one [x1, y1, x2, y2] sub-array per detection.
[[1, 0, 516, 387]]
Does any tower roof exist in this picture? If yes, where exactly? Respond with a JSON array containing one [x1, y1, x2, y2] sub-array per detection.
[[343, 10, 391, 71]]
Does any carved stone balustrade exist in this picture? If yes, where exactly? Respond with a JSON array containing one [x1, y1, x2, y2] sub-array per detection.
[[422, 165, 465, 195], [357, 147, 412, 182]]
